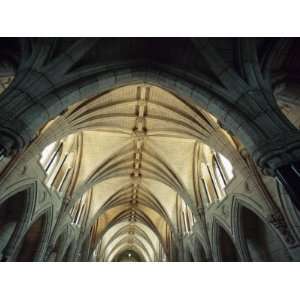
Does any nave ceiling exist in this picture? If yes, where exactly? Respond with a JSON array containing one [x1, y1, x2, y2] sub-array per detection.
[[1, 38, 299, 262], [38, 83, 234, 261]]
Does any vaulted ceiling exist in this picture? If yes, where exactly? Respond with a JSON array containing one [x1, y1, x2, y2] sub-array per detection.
[[1, 37, 299, 262], [49, 84, 226, 261]]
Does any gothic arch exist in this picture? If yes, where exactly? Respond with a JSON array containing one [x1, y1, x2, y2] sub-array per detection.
[[0, 182, 37, 261], [233, 199, 291, 261], [90, 208, 168, 254], [0, 190, 27, 259], [106, 236, 151, 262], [212, 218, 241, 262], [1, 38, 300, 262], [84, 182, 177, 237], [14, 207, 52, 262], [71, 142, 199, 221], [96, 225, 158, 262], [113, 249, 143, 262], [32, 207, 53, 261], [1, 61, 284, 170], [111, 245, 146, 262]]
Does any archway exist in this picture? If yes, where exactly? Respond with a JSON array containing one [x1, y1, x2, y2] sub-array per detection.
[[0, 190, 27, 259], [217, 224, 240, 262], [114, 249, 143, 262], [0, 37, 299, 218], [16, 212, 48, 262], [240, 205, 291, 262]]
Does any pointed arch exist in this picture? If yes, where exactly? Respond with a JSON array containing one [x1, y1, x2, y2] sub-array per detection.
[[0, 182, 37, 261], [212, 218, 241, 262], [15, 207, 52, 262], [233, 198, 292, 262]]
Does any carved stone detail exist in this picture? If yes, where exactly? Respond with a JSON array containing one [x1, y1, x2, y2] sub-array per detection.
[[267, 212, 296, 245]]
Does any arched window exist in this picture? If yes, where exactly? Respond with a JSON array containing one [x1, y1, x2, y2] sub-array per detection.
[[216, 153, 234, 182], [213, 156, 225, 187], [45, 150, 74, 194], [200, 144, 235, 204], [40, 133, 77, 193], [184, 203, 195, 234], [71, 194, 88, 226], [57, 167, 72, 192], [40, 142, 64, 177], [178, 197, 194, 235], [40, 142, 57, 169], [200, 162, 216, 203]]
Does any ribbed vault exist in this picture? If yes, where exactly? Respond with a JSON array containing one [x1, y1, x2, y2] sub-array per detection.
[[37, 83, 238, 261]]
